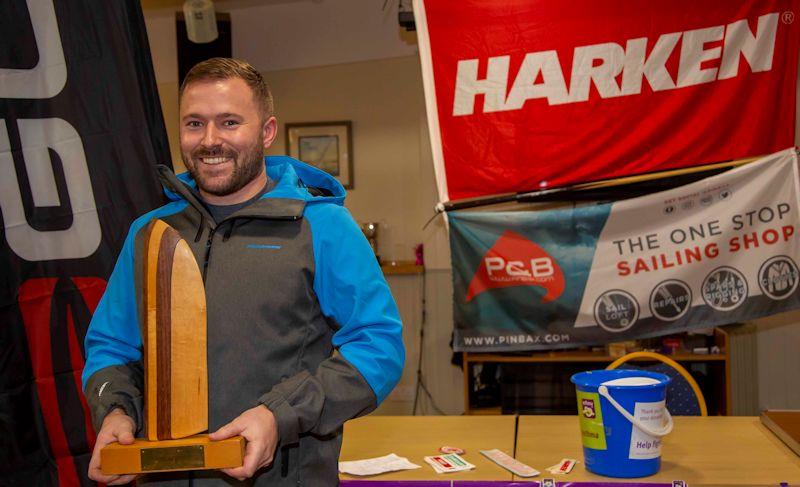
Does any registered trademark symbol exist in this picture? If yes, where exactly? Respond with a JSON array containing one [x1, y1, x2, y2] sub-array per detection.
[[782, 11, 795, 24]]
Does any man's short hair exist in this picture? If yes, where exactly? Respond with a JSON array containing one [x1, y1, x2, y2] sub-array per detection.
[[179, 57, 274, 120]]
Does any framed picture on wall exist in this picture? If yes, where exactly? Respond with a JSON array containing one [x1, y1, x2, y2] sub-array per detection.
[[285, 121, 353, 189]]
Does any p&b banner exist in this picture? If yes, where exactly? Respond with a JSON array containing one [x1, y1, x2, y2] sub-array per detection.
[[414, 0, 800, 201], [450, 148, 800, 352], [0, 1, 169, 484]]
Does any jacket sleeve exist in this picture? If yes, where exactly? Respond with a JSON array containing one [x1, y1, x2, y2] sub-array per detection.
[[258, 205, 405, 445], [81, 215, 153, 434]]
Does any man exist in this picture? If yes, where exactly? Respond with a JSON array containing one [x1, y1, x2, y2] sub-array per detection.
[[82, 58, 404, 485]]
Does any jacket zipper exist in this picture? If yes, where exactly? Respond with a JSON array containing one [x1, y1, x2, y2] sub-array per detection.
[[202, 227, 215, 281], [201, 215, 300, 281]]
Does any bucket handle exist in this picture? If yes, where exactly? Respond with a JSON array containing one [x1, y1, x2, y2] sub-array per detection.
[[597, 385, 674, 437]]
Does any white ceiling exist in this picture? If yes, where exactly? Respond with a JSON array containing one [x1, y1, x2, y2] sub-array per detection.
[[143, 0, 416, 82]]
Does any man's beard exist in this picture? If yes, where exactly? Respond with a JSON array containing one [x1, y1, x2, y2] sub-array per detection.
[[182, 141, 264, 197]]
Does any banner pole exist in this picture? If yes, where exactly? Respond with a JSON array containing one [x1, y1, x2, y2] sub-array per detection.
[[439, 155, 763, 213]]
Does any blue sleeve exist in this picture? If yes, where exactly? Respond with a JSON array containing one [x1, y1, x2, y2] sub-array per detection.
[[308, 204, 405, 403], [81, 221, 144, 389]]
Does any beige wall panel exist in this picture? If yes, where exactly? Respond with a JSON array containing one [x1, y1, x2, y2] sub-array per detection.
[[264, 56, 443, 263], [755, 310, 800, 410], [156, 82, 183, 171]]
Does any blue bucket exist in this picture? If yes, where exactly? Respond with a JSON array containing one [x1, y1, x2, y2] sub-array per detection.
[[570, 369, 673, 478]]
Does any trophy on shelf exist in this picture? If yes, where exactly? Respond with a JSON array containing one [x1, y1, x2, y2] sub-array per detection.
[[100, 220, 244, 475], [361, 222, 380, 264]]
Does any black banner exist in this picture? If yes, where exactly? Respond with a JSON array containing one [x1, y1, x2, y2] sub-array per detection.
[[0, 1, 169, 484]]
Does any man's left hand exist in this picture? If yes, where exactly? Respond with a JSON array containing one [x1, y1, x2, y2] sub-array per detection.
[[210, 404, 279, 481]]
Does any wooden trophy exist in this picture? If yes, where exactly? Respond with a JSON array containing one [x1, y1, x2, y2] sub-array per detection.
[[100, 220, 244, 474]]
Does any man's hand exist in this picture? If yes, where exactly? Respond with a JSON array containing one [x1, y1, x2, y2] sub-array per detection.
[[88, 408, 137, 485], [210, 405, 279, 481]]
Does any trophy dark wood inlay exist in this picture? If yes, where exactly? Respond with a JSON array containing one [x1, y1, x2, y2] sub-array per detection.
[[156, 227, 182, 439]]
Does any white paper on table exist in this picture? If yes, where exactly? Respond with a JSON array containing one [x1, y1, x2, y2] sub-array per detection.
[[338, 453, 422, 476]]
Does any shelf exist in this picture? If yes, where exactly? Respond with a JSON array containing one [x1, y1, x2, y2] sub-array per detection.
[[464, 351, 727, 363], [463, 327, 732, 415], [381, 260, 423, 275], [468, 406, 503, 415]]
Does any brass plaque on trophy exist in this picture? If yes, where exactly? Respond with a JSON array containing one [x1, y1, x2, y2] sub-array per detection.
[[101, 220, 244, 474]]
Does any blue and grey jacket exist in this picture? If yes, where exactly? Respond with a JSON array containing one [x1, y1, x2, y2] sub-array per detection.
[[82, 156, 405, 486]]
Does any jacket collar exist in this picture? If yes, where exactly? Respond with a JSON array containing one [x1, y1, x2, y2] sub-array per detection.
[[156, 163, 309, 223]]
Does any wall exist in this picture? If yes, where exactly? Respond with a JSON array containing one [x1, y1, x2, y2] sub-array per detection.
[[143, 13, 182, 168], [754, 312, 800, 410], [230, 0, 418, 72], [263, 57, 426, 260]]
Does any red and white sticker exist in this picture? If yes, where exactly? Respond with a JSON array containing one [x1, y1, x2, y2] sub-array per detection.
[[546, 458, 577, 474], [423, 453, 475, 474]]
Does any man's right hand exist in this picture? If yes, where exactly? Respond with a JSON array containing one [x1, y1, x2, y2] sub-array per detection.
[[88, 408, 138, 485]]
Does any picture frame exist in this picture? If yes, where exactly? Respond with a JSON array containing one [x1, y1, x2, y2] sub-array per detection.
[[285, 121, 353, 189]]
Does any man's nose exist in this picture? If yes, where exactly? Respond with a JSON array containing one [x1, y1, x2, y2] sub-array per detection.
[[200, 124, 220, 146]]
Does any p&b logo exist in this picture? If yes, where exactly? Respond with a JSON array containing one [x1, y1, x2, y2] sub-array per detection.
[[1, 0, 101, 262], [466, 230, 564, 302], [485, 255, 555, 280]]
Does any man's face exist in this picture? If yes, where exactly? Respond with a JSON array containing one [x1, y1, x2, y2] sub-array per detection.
[[179, 77, 270, 197]]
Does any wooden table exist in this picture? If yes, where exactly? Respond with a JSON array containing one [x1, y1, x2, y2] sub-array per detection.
[[340, 415, 516, 481], [515, 415, 800, 485], [340, 415, 800, 485]]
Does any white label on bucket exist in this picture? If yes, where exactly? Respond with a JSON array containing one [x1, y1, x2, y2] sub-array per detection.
[[628, 400, 666, 459]]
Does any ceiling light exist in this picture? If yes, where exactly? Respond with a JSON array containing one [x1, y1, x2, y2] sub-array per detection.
[[183, 0, 218, 44]]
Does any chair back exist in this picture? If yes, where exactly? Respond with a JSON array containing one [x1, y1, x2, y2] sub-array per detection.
[[607, 351, 708, 416]]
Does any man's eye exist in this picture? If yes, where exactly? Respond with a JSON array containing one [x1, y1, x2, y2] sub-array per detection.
[[223, 120, 239, 127], [186, 121, 202, 128]]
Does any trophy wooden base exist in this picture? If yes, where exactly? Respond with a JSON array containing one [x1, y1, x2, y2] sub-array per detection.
[[100, 435, 245, 474]]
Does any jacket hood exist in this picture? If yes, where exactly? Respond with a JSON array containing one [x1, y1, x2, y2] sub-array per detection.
[[162, 156, 346, 206]]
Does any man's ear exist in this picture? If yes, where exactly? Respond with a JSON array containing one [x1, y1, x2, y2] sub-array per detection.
[[262, 116, 278, 150]]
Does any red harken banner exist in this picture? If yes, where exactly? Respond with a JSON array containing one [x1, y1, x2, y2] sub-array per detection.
[[413, 0, 800, 202]]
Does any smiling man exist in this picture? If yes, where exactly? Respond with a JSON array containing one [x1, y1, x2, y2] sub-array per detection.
[[81, 58, 404, 486]]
